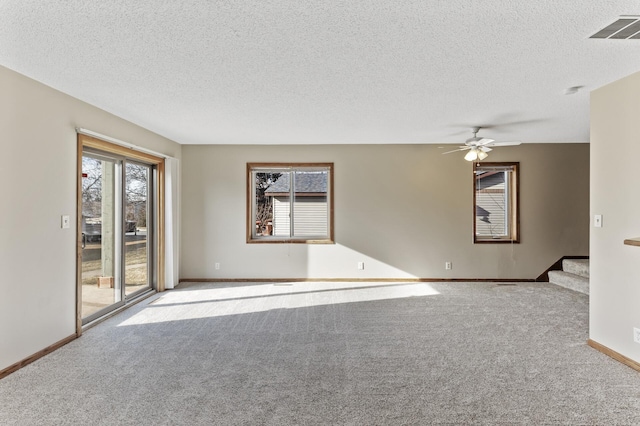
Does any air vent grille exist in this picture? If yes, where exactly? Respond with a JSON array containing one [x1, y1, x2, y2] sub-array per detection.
[[590, 17, 640, 39]]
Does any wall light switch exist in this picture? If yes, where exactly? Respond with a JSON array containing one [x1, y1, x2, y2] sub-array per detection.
[[61, 215, 70, 229], [594, 214, 603, 228]]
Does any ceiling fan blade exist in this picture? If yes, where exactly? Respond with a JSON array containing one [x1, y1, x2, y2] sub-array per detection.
[[479, 146, 492, 152], [488, 141, 521, 147], [475, 138, 495, 146], [442, 147, 471, 154]]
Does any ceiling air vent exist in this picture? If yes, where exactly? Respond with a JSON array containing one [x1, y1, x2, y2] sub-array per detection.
[[590, 17, 640, 39]]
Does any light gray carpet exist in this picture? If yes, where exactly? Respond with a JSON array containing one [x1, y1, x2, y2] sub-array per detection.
[[1, 281, 639, 425]]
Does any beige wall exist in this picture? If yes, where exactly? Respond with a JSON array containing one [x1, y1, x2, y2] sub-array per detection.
[[590, 70, 640, 364], [0, 60, 595, 373], [181, 143, 589, 280], [0, 65, 181, 371]]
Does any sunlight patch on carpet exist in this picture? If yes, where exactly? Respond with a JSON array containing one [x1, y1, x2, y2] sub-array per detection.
[[117, 282, 439, 326]]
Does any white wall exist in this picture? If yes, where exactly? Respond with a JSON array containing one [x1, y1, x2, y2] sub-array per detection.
[[0, 65, 181, 372], [181, 143, 589, 280], [590, 70, 640, 364]]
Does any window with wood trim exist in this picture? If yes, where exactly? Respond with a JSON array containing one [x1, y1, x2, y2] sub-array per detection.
[[473, 162, 519, 243], [247, 163, 334, 243]]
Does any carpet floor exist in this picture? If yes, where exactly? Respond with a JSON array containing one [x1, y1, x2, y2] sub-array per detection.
[[1, 281, 639, 425]]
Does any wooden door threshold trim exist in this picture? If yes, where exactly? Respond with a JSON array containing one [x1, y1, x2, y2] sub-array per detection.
[[179, 277, 536, 284], [0, 334, 77, 380], [588, 339, 640, 373]]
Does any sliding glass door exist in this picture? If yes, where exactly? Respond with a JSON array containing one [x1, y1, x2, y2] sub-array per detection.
[[81, 153, 123, 319], [80, 150, 155, 324], [124, 161, 152, 297]]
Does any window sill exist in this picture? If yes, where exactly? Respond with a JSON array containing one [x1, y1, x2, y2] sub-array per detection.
[[474, 238, 520, 244], [247, 238, 335, 244]]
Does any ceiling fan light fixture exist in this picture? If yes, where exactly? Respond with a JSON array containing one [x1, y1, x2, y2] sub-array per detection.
[[464, 149, 478, 161], [445, 126, 518, 161]]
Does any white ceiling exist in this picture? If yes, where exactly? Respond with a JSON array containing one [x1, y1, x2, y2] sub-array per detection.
[[1, 1, 640, 145]]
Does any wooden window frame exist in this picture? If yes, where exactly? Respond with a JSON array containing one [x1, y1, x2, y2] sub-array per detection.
[[473, 162, 520, 244], [247, 162, 334, 244]]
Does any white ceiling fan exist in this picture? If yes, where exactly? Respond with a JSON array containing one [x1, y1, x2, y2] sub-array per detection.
[[443, 127, 521, 161]]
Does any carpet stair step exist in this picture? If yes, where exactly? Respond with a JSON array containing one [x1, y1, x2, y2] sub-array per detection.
[[562, 259, 589, 279], [548, 270, 589, 295]]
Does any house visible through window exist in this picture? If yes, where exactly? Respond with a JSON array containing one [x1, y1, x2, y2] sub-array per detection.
[[247, 163, 334, 243], [474, 162, 519, 243]]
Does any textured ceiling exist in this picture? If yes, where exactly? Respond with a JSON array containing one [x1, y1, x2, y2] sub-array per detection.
[[1, 1, 640, 145]]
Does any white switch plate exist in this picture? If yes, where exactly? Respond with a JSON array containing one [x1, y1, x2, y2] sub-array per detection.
[[214, 263, 220, 270], [445, 262, 452, 270], [357, 262, 365, 270], [634, 327, 640, 344], [61, 215, 70, 229], [594, 214, 602, 228]]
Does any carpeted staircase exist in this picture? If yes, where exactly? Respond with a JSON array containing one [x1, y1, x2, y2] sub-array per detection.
[[548, 258, 589, 295]]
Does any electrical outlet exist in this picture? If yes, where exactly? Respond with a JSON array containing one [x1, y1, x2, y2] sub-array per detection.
[[357, 262, 365, 270], [445, 262, 452, 270], [634, 328, 640, 344], [214, 263, 220, 270]]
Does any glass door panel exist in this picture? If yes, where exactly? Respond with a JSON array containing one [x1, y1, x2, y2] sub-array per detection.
[[80, 143, 157, 326], [124, 162, 151, 297], [81, 154, 122, 320]]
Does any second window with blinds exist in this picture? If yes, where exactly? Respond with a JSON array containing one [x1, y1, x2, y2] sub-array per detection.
[[247, 163, 334, 243], [473, 162, 520, 243]]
